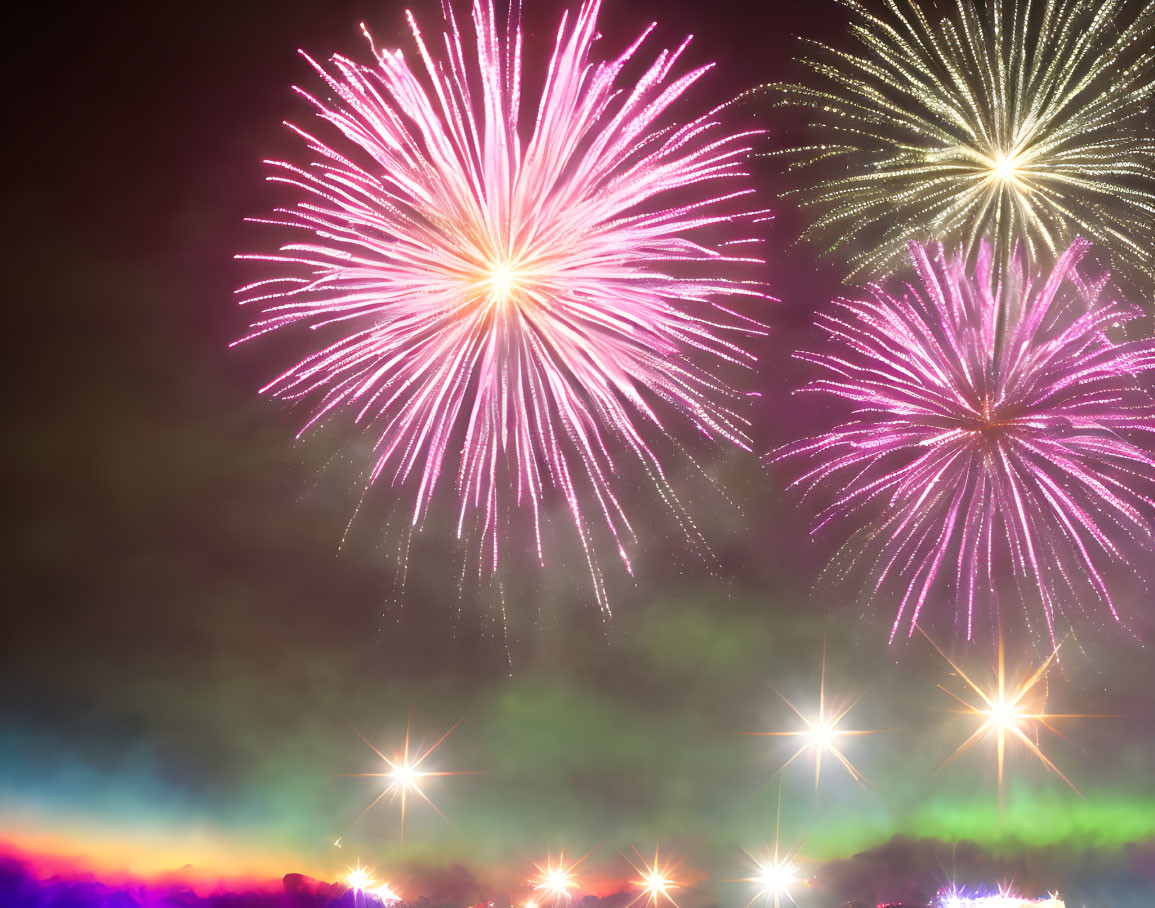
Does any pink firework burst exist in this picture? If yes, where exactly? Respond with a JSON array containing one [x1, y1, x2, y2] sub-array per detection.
[[781, 240, 1155, 643], [236, 0, 766, 602]]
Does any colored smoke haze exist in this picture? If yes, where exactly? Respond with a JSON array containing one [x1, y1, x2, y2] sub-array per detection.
[[5, 0, 1155, 904], [3, 836, 1155, 907], [0, 833, 296, 898], [5, 597, 1155, 885]]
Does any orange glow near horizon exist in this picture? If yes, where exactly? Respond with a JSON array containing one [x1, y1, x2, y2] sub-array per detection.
[[0, 816, 323, 894], [1, 815, 637, 902]]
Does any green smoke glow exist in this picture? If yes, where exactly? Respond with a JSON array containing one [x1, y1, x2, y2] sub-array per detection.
[[4, 594, 1152, 877]]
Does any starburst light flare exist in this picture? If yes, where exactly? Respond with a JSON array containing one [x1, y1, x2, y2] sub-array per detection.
[[346, 863, 376, 892], [738, 783, 806, 908], [531, 850, 587, 904], [745, 636, 879, 792], [929, 633, 1104, 799], [627, 847, 683, 908], [772, 0, 1155, 284], [236, 0, 767, 606], [780, 239, 1155, 642], [345, 863, 402, 907], [345, 714, 476, 842], [745, 860, 800, 908]]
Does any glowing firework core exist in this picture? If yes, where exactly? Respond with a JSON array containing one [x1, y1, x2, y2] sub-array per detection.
[[804, 721, 837, 748], [482, 261, 525, 305], [988, 150, 1025, 184], [628, 845, 679, 901], [741, 780, 805, 908], [629, 847, 682, 908], [982, 696, 1026, 731], [931, 634, 1103, 797]]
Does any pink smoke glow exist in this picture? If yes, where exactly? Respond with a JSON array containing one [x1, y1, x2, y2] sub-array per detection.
[[235, 0, 768, 606], [780, 239, 1155, 643]]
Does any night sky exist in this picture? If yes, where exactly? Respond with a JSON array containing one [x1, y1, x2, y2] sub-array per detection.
[[2, 1, 1155, 906]]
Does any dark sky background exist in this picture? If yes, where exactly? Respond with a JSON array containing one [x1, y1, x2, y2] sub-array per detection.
[[2, 1, 1155, 906]]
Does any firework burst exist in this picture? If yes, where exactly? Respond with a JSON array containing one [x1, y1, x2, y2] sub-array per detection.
[[780, 240, 1155, 642], [236, 0, 766, 605], [771, 0, 1155, 284]]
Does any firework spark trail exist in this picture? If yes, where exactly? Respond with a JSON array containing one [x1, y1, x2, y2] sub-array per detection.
[[236, 0, 767, 608], [779, 240, 1155, 643], [770, 0, 1155, 284]]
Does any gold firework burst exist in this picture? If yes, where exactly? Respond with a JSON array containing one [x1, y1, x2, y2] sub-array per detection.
[[772, 0, 1155, 285]]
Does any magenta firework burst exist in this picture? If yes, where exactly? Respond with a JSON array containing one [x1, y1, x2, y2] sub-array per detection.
[[781, 240, 1155, 642], [236, 0, 765, 599]]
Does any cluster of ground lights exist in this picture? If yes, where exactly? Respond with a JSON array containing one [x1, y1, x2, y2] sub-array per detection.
[[336, 862, 1066, 908], [930, 892, 1066, 908]]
